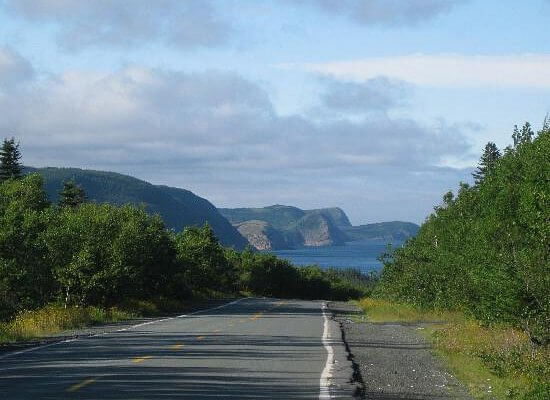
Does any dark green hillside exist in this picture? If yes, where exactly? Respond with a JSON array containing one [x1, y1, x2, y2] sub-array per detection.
[[343, 221, 420, 242], [219, 205, 306, 231], [26, 167, 248, 249]]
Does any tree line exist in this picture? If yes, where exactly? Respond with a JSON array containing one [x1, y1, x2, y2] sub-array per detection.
[[375, 121, 549, 344], [0, 138, 373, 321]]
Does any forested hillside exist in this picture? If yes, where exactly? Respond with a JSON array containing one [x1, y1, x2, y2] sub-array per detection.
[[27, 167, 248, 249], [343, 221, 420, 242], [376, 121, 549, 343]]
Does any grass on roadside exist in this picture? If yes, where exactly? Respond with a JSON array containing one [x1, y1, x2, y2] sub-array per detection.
[[358, 297, 465, 323], [357, 298, 550, 400], [0, 296, 232, 345], [0, 305, 136, 343]]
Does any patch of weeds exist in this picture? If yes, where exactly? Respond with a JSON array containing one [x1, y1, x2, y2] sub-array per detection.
[[358, 297, 549, 399]]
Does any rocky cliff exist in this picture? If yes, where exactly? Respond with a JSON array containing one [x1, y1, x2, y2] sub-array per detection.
[[234, 220, 289, 250], [219, 205, 418, 250]]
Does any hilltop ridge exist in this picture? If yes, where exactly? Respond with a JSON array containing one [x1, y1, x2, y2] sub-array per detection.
[[26, 167, 248, 249], [219, 205, 419, 250]]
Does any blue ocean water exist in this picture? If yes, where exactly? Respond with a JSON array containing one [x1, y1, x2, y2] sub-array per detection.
[[268, 240, 396, 274]]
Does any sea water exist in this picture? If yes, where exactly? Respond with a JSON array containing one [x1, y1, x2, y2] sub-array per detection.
[[268, 239, 399, 274]]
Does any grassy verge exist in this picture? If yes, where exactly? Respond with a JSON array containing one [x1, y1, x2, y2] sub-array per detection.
[[0, 297, 207, 344], [357, 298, 549, 400], [0, 305, 136, 343]]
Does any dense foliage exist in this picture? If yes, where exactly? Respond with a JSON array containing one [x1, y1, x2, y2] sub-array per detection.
[[1, 161, 373, 320], [376, 122, 549, 343]]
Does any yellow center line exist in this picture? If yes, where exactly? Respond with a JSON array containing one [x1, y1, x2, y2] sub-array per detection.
[[171, 344, 184, 350], [197, 335, 206, 340], [250, 312, 264, 321], [132, 355, 153, 363], [213, 328, 221, 333], [66, 378, 97, 393]]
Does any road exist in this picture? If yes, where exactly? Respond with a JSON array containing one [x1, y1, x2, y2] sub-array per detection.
[[0, 298, 356, 399]]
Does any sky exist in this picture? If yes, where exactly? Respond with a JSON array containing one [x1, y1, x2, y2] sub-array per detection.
[[0, 0, 549, 224]]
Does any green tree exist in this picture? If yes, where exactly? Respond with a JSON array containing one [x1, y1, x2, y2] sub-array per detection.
[[0, 138, 22, 182], [47, 203, 176, 306], [472, 141, 501, 185], [512, 122, 534, 148], [375, 121, 549, 343], [58, 180, 86, 208], [174, 224, 234, 293], [0, 174, 53, 318]]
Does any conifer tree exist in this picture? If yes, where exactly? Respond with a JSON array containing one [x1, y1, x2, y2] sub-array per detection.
[[472, 141, 501, 185], [58, 180, 86, 208], [0, 137, 22, 182]]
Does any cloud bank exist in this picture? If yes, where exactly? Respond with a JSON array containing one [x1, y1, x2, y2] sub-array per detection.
[[2, 0, 231, 51], [0, 52, 475, 222], [287, 54, 550, 88]]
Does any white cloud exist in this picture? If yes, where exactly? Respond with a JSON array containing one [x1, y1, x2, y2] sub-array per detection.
[[0, 58, 476, 222], [287, 54, 550, 88]]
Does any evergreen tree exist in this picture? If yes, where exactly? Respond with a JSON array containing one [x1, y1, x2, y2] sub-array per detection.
[[58, 180, 86, 208], [0, 137, 22, 182], [472, 141, 501, 185]]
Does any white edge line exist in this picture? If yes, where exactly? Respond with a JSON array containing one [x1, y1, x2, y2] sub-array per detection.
[[319, 301, 334, 399], [0, 298, 248, 361]]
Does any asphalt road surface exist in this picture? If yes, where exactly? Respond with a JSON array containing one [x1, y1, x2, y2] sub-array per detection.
[[0, 298, 356, 399]]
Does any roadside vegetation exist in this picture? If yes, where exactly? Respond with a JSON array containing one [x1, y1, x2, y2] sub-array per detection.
[[0, 305, 135, 343], [359, 298, 549, 400], [0, 137, 376, 343], [368, 120, 549, 399]]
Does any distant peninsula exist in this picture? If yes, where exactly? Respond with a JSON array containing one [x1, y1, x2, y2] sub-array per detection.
[[219, 205, 419, 250]]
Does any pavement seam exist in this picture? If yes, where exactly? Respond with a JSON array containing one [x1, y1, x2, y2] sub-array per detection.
[[327, 302, 366, 400]]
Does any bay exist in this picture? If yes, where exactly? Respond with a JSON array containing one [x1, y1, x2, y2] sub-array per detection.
[[267, 239, 398, 274]]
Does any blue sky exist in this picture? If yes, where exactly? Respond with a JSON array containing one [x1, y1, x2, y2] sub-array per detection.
[[0, 0, 549, 224]]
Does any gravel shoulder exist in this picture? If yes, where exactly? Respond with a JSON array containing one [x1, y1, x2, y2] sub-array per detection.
[[328, 301, 472, 400]]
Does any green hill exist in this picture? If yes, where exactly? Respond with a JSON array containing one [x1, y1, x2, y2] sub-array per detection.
[[219, 205, 418, 249], [219, 205, 306, 231], [219, 205, 349, 248], [26, 167, 248, 249], [343, 221, 420, 242]]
